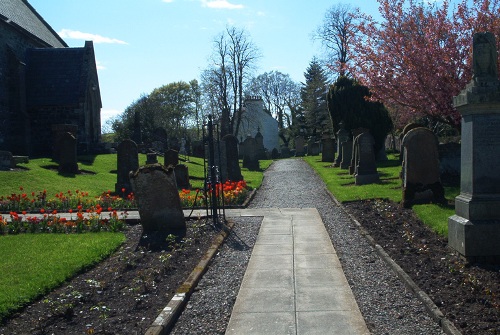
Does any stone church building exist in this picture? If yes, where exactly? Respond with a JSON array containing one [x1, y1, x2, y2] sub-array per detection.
[[0, 0, 102, 156]]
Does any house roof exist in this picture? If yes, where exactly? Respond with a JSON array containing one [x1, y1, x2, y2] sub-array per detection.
[[26, 46, 89, 107], [0, 0, 67, 47]]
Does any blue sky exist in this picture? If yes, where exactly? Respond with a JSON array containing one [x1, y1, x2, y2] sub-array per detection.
[[29, 0, 381, 129]]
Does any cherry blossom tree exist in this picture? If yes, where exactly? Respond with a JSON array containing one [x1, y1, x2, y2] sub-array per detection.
[[350, 0, 500, 130]]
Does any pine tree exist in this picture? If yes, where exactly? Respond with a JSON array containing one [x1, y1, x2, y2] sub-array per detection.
[[300, 59, 332, 137]]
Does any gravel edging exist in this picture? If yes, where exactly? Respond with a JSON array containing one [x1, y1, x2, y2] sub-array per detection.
[[145, 219, 235, 335], [327, 191, 462, 335]]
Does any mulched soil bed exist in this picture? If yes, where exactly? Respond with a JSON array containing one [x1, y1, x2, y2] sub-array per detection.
[[0, 219, 219, 335], [344, 199, 500, 335]]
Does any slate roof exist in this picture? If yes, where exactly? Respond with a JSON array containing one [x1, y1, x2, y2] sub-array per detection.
[[26, 47, 87, 107], [0, 0, 67, 47]]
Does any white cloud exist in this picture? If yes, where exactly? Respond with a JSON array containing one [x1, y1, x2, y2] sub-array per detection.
[[201, 0, 244, 9], [96, 61, 105, 71], [101, 109, 123, 124], [58, 29, 128, 44]]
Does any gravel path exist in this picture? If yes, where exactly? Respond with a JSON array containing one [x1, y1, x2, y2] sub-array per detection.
[[171, 158, 445, 334]]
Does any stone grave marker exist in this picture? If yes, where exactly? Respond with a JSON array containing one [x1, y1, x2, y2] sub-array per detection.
[[448, 32, 500, 261], [340, 139, 353, 170], [174, 164, 191, 189], [333, 124, 350, 167], [295, 135, 305, 157], [401, 127, 445, 207], [223, 134, 243, 181], [130, 164, 186, 235], [321, 131, 335, 162], [164, 149, 179, 167], [242, 136, 259, 171], [280, 146, 291, 158], [349, 135, 360, 175], [115, 139, 139, 195], [355, 132, 380, 185], [52, 124, 77, 162], [0, 151, 13, 170], [255, 130, 267, 160], [308, 141, 320, 156], [58, 132, 78, 174]]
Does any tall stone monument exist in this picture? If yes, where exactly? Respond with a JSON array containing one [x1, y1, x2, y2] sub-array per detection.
[[333, 122, 349, 167], [115, 139, 139, 195], [448, 32, 500, 262]]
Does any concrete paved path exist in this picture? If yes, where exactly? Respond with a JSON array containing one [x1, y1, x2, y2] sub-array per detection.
[[224, 208, 369, 335]]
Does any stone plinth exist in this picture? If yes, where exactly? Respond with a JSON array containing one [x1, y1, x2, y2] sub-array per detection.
[[448, 32, 500, 262]]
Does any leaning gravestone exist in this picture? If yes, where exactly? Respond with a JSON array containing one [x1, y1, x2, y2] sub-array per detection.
[[115, 139, 139, 195], [448, 32, 500, 262], [401, 127, 445, 207], [58, 132, 78, 174], [130, 164, 186, 235], [223, 134, 243, 181], [242, 136, 259, 171], [295, 135, 305, 157], [355, 132, 380, 185]]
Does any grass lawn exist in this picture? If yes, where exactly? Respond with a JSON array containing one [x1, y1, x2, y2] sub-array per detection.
[[0, 232, 125, 321], [303, 154, 460, 236]]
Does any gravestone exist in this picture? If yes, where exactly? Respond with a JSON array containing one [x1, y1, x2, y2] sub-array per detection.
[[295, 135, 305, 157], [58, 132, 78, 174], [164, 149, 179, 167], [0, 151, 13, 170], [308, 141, 320, 156], [223, 134, 243, 181], [52, 124, 78, 162], [280, 146, 291, 158], [355, 132, 380, 185], [340, 140, 353, 170], [349, 135, 360, 175], [242, 136, 259, 171], [129, 164, 186, 235], [401, 127, 445, 207], [115, 139, 139, 195], [271, 148, 280, 159], [255, 130, 267, 160], [333, 124, 350, 167], [321, 131, 335, 162], [146, 153, 158, 164], [399, 123, 421, 162], [448, 32, 500, 262], [174, 164, 191, 189]]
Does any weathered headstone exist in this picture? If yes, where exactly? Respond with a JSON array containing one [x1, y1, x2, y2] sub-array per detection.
[[333, 124, 350, 167], [0, 151, 13, 170], [146, 153, 158, 164], [271, 148, 280, 159], [295, 135, 305, 157], [399, 123, 421, 162], [242, 136, 259, 171], [340, 140, 353, 170], [448, 32, 500, 262], [355, 132, 380, 185], [321, 131, 335, 162], [280, 146, 291, 158], [255, 130, 267, 160], [164, 149, 179, 167], [174, 164, 191, 190], [401, 127, 445, 207], [115, 139, 139, 195], [308, 141, 320, 156], [52, 124, 78, 162], [349, 135, 360, 175], [129, 164, 186, 235], [58, 132, 78, 174], [223, 134, 243, 181]]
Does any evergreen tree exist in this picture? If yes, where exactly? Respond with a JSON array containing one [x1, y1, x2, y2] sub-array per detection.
[[327, 76, 393, 152], [300, 59, 332, 137]]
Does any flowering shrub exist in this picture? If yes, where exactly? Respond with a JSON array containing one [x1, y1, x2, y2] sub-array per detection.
[[179, 180, 249, 208], [0, 207, 127, 235], [0, 187, 136, 213], [0, 181, 249, 213]]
